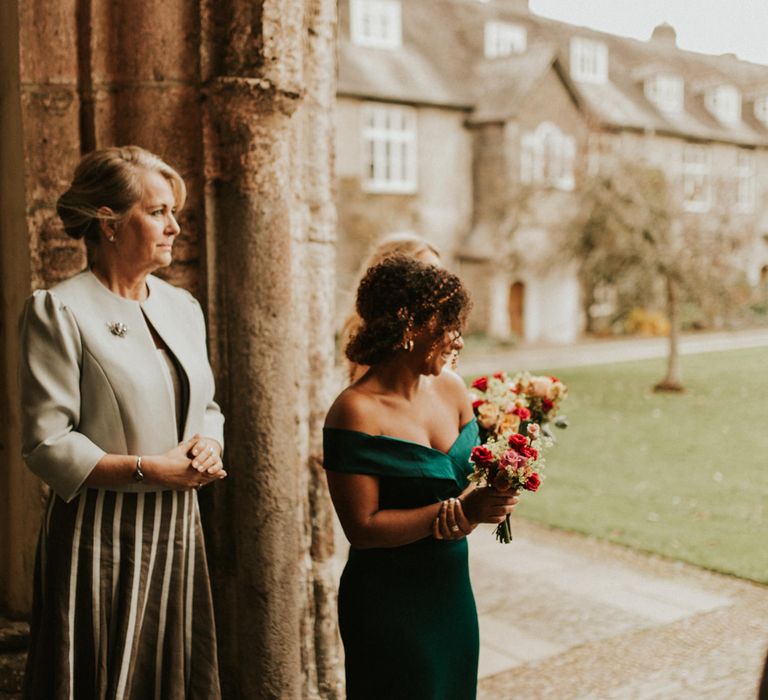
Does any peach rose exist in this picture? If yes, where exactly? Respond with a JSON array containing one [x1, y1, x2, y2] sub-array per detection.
[[497, 413, 521, 435], [477, 403, 500, 430]]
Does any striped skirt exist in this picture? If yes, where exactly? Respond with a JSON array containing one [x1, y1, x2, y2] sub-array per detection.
[[23, 488, 221, 700]]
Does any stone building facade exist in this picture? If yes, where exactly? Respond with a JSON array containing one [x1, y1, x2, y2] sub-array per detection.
[[335, 0, 768, 343], [1, 1, 342, 697]]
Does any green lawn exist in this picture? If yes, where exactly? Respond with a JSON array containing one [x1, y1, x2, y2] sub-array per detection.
[[474, 347, 768, 583]]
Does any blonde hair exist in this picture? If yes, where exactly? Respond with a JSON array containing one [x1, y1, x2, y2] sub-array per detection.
[[56, 145, 186, 245], [342, 233, 441, 381]]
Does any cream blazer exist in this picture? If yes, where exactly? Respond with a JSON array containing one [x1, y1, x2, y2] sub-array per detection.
[[19, 270, 225, 502]]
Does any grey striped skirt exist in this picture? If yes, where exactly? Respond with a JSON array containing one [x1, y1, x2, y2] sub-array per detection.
[[23, 488, 221, 699]]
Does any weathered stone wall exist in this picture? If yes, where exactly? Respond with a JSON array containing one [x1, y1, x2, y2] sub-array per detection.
[[0, 1, 342, 697]]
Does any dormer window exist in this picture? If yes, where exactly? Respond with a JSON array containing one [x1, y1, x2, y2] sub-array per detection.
[[754, 96, 768, 126], [705, 84, 741, 125], [644, 73, 684, 114], [350, 0, 402, 50], [484, 21, 527, 58], [570, 37, 608, 84]]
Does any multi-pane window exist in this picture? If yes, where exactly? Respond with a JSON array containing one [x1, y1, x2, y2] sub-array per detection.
[[644, 74, 684, 114], [735, 150, 755, 213], [350, 0, 402, 50], [484, 21, 527, 58], [520, 122, 576, 191], [705, 85, 741, 125], [362, 103, 417, 193], [682, 144, 711, 212], [570, 37, 608, 84], [754, 96, 768, 126]]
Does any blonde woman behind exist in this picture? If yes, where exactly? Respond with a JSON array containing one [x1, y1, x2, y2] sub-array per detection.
[[342, 233, 441, 383]]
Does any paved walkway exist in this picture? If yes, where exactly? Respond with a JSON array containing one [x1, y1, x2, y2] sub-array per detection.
[[472, 520, 768, 699], [458, 327, 768, 377]]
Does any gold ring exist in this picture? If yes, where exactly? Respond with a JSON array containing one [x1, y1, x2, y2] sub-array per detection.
[[451, 525, 460, 532]]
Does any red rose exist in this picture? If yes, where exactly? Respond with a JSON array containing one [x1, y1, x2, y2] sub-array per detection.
[[542, 398, 554, 412], [512, 406, 531, 421], [493, 471, 512, 491], [520, 446, 538, 461], [471, 376, 488, 392], [470, 445, 494, 464], [493, 371, 505, 380], [549, 376, 560, 382], [472, 399, 485, 410], [508, 433, 528, 451], [524, 473, 541, 492]]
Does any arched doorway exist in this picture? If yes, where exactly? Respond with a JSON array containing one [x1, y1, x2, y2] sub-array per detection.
[[509, 281, 525, 340]]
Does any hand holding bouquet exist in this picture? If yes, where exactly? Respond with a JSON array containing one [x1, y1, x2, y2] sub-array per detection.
[[468, 424, 548, 543]]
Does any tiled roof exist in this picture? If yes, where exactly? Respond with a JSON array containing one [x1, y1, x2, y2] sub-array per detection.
[[338, 0, 768, 145]]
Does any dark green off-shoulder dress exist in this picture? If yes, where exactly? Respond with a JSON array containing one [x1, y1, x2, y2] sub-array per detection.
[[323, 418, 480, 700]]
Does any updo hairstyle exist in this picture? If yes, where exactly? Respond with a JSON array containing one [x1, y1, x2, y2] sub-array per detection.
[[346, 255, 471, 367], [56, 146, 186, 245]]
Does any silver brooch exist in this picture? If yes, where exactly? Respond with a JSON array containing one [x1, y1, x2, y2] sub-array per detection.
[[107, 322, 128, 337]]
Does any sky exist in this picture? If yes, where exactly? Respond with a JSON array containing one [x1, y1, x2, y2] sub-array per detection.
[[529, 0, 768, 66]]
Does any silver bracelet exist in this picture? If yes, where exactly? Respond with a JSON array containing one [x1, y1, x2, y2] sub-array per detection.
[[133, 455, 145, 482]]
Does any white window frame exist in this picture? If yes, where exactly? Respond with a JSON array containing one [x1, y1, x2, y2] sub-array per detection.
[[735, 149, 755, 214], [754, 96, 768, 126], [361, 103, 417, 194], [521, 122, 576, 191], [350, 0, 402, 50], [682, 144, 711, 213], [484, 21, 527, 59], [570, 37, 608, 84], [644, 73, 684, 114], [705, 85, 741, 125]]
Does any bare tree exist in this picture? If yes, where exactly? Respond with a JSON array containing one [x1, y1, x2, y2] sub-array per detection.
[[566, 160, 747, 392]]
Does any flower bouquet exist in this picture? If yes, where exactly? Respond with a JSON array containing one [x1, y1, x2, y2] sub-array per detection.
[[470, 371, 568, 442], [468, 426, 547, 543], [467, 371, 568, 543]]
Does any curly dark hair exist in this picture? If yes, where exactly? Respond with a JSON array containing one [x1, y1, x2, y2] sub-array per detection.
[[346, 255, 472, 366]]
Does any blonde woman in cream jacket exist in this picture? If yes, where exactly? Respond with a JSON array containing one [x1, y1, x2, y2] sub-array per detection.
[[19, 146, 225, 699]]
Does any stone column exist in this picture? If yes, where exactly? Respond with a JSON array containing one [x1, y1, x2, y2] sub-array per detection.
[[201, 1, 341, 697]]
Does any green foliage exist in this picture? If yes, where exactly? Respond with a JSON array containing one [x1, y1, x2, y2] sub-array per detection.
[[513, 348, 768, 583]]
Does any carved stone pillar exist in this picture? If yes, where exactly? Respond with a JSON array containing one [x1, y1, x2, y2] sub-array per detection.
[[201, 1, 341, 697]]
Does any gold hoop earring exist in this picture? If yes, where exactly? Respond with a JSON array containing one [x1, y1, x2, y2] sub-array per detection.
[[403, 338, 414, 352]]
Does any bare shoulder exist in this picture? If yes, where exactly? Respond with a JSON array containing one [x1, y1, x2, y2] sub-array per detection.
[[324, 385, 379, 433], [433, 369, 474, 422]]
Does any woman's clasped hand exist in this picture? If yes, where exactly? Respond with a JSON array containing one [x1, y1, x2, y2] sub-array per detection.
[[432, 488, 519, 540], [142, 434, 226, 490]]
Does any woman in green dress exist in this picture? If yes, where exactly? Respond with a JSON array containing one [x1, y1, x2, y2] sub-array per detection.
[[323, 256, 519, 700]]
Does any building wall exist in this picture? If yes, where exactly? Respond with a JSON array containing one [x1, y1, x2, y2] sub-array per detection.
[[462, 66, 589, 343], [334, 96, 473, 327]]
